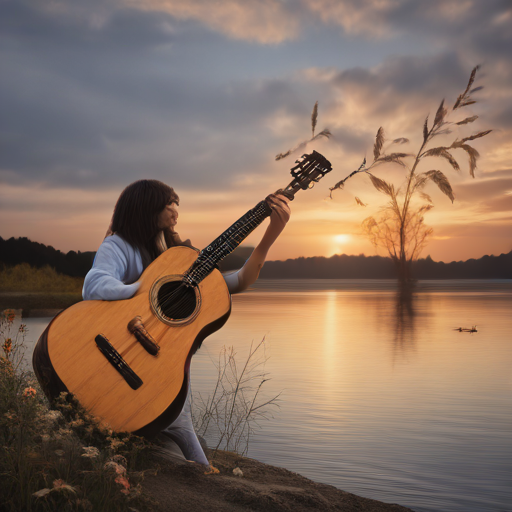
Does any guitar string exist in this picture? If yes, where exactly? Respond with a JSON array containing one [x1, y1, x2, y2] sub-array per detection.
[[155, 161, 327, 317], [156, 207, 265, 318], [188, 204, 267, 282]]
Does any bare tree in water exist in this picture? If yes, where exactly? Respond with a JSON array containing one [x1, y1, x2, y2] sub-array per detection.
[[331, 66, 492, 283]]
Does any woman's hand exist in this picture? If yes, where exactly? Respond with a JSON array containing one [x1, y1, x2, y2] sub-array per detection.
[[266, 193, 291, 236]]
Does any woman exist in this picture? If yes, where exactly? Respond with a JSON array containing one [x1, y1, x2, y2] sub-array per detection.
[[83, 179, 290, 465]]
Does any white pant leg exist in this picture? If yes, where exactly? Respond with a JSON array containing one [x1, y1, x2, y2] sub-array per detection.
[[162, 383, 209, 466]]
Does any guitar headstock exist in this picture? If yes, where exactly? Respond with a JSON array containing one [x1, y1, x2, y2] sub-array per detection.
[[279, 150, 333, 200]]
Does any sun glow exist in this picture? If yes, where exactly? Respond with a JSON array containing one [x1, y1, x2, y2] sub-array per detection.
[[333, 234, 351, 244], [327, 233, 352, 257]]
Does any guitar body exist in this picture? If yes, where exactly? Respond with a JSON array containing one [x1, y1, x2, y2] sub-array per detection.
[[33, 246, 231, 437]]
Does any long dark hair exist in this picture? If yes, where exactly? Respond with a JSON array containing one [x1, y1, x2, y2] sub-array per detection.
[[110, 179, 179, 265]]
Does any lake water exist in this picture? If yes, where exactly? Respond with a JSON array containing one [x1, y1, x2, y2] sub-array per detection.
[[20, 280, 512, 512]]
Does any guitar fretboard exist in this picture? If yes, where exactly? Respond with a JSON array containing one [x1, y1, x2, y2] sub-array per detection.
[[183, 200, 272, 286]]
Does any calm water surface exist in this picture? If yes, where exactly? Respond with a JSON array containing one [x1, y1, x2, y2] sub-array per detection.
[[22, 280, 512, 512]]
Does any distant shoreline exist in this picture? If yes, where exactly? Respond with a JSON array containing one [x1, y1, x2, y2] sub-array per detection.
[[3, 278, 511, 316], [2, 236, 512, 280]]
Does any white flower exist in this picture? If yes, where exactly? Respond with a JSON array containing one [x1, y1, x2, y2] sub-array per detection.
[[233, 467, 243, 477], [82, 446, 100, 458], [33, 488, 51, 498], [45, 410, 62, 422]]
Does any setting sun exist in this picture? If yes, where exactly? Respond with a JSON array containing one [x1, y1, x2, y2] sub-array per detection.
[[327, 233, 353, 257], [333, 234, 351, 244]]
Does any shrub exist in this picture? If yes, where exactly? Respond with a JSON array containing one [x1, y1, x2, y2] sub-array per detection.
[[0, 310, 152, 512]]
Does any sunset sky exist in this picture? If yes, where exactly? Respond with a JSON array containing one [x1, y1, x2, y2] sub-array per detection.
[[1, 0, 511, 263]]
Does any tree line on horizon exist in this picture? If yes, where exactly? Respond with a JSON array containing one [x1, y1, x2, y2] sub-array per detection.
[[0, 236, 95, 278], [1, 236, 511, 280]]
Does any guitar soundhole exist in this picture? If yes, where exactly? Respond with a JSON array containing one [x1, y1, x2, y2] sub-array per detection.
[[157, 281, 197, 321]]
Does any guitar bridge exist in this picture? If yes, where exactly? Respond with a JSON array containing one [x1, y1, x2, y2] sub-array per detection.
[[128, 316, 160, 356], [95, 334, 143, 390]]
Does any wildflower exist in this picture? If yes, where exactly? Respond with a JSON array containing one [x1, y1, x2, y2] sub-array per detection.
[[45, 410, 62, 423], [33, 488, 51, 499], [109, 437, 125, 450], [70, 418, 84, 428], [57, 427, 72, 437], [204, 465, 220, 475], [81, 446, 100, 458], [23, 386, 36, 398], [101, 425, 113, 436], [54, 449, 65, 457], [115, 475, 131, 494], [52, 479, 77, 493], [104, 461, 126, 475], [3, 338, 12, 355], [19, 324, 26, 333], [41, 434, 50, 442], [4, 309, 16, 323]]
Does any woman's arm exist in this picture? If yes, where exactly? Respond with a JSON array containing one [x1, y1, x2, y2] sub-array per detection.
[[227, 193, 290, 293], [82, 236, 142, 301]]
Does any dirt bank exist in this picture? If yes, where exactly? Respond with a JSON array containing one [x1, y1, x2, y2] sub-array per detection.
[[143, 448, 413, 512]]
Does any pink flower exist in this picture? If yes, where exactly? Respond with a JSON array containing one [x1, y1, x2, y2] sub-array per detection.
[[115, 475, 131, 494], [52, 479, 76, 493]]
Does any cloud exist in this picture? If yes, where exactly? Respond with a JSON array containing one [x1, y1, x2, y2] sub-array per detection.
[[1, 1, 307, 191], [455, 170, 512, 213], [122, 0, 299, 44], [1, 0, 511, 260], [304, 0, 410, 37]]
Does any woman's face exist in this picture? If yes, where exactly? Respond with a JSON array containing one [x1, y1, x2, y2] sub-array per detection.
[[157, 201, 179, 230]]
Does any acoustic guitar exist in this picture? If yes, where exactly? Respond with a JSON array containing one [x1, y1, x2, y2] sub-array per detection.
[[33, 151, 332, 437]]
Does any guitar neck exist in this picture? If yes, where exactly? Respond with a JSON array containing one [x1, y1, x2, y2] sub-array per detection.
[[183, 199, 272, 286], [183, 150, 332, 287]]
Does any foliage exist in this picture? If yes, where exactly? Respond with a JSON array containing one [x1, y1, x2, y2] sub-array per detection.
[[275, 101, 332, 160], [0, 310, 152, 512], [0, 263, 84, 293], [192, 339, 280, 456], [332, 66, 492, 282], [0, 237, 95, 278]]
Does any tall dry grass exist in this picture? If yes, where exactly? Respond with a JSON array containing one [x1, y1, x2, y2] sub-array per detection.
[[192, 339, 280, 456], [0, 264, 84, 293], [357, 66, 491, 281], [326, 66, 492, 282]]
